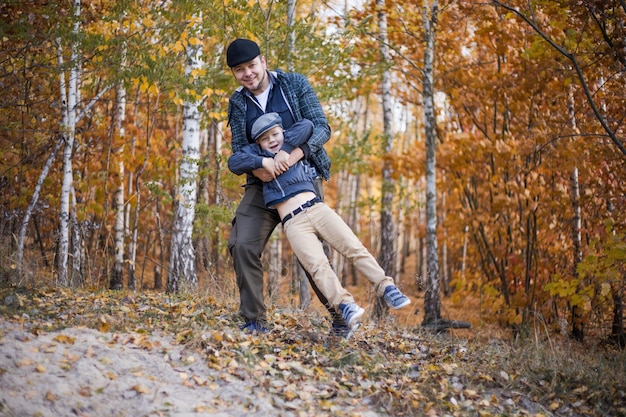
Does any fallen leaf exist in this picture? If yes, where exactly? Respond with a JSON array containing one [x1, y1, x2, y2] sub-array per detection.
[[192, 375, 207, 386], [464, 389, 479, 398], [40, 343, 57, 353], [15, 333, 30, 342], [17, 358, 34, 367], [45, 391, 56, 402], [175, 329, 192, 343], [54, 334, 76, 344], [99, 317, 110, 333], [194, 405, 214, 412], [86, 346, 95, 357], [24, 391, 38, 400], [132, 384, 150, 394]]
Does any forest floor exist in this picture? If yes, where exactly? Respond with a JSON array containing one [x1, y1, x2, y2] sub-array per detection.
[[0, 285, 625, 417]]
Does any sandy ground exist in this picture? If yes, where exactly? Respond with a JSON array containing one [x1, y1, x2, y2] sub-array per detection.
[[0, 320, 287, 417]]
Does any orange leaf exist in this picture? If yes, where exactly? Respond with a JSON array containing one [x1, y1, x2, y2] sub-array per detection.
[[54, 334, 76, 345]]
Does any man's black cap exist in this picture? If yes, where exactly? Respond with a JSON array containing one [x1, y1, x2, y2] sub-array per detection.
[[227, 38, 261, 68]]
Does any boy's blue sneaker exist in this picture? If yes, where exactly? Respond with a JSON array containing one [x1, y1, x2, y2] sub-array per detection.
[[240, 320, 269, 334], [338, 302, 364, 329], [383, 285, 411, 310]]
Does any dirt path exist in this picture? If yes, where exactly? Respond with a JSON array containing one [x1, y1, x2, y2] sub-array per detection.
[[0, 321, 298, 417]]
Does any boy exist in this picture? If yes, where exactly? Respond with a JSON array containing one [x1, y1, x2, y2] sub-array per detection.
[[228, 113, 411, 329]]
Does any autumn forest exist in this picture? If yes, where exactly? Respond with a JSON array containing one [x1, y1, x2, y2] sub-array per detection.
[[1, 0, 625, 349]]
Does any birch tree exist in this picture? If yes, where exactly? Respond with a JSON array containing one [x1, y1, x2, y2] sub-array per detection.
[[167, 14, 203, 292], [373, 0, 396, 318], [422, 0, 442, 326], [56, 0, 82, 287], [16, 138, 63, 275], [110, 73, 127, 290], [286, 0, 313, 309], [566, 86, 584, 340], [376, 0, 395, 276], [13, 0, 111, 287]]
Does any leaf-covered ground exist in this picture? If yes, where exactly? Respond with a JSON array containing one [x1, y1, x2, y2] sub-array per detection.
[[0, 287, 624, 417]]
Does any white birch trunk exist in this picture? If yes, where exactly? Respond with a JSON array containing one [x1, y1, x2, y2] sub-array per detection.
[[332, 169, 347, 281], [395, 178, 406, 278], [285, 0, 310, 308], [569, 85, 584, 340], [19, 0, 108, 286], [422, 0, 441, 325], [348, 173, 361, 286], [208, 122, 221, 276], [368, 0, 397, 320], [568, 87, 583, 270], [16, 137, 63, 273], [287, 0, 296, 73], [56, 0, 81, 287], [128, 85, 142, 289], [397, 120, 411, 277], [70, 186, 83, 286], [111, 78, 127, 290], [167, 25, 202, 292], [376, 0, 396, 279]]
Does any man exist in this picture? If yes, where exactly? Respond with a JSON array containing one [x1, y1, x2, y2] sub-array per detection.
[[225, 38, 349, 335], [228, 113, 411, 329]]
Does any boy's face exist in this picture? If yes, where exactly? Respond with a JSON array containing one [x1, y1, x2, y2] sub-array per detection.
[[257, 126, 284, 154]]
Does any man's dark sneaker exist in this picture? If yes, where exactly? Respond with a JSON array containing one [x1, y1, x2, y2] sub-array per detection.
[[330, 322, 359, 340], [338, 302, 364, 329], [240, 320, 269, 334], [330, 323, 350, 339], [383, 285, 411, 310]]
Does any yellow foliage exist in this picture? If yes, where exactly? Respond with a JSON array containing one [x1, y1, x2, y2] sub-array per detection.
[[191, 68, 205, 77], [142, 16, 154, 28], [172, 41, 185, 53]]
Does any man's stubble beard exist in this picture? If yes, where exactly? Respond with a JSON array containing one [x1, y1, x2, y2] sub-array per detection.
[[248, 70, 268, 94]]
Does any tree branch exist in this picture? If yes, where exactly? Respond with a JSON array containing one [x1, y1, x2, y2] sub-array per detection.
[[76, 84, 112, 123]]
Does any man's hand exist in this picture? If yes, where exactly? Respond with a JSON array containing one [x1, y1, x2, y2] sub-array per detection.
[[288, 147, 305, 166], [253, 158, 276, 182]]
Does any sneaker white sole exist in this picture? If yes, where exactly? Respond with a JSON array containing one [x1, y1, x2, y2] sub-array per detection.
[[389, 298, 411, 310], [347, 306, 365, 328]]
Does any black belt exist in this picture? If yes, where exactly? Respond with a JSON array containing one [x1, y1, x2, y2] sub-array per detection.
[[281, 197, 321, 225]]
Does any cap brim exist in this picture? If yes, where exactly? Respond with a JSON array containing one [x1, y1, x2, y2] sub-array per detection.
[[229, 54, 260, 68], [254, 126, 275, 141]]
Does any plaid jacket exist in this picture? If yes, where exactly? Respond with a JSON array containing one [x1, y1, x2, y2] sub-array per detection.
[[227, 69, 331, 180]]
